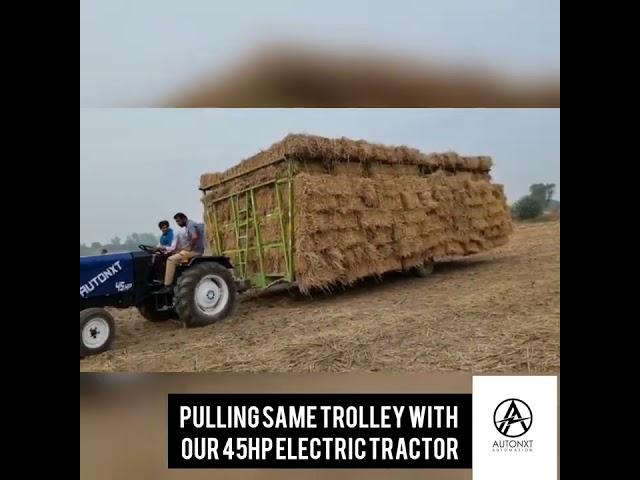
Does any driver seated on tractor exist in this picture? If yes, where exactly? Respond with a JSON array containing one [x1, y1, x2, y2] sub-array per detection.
[[157, 213, 206, 294], [173, 229, 188, 251]]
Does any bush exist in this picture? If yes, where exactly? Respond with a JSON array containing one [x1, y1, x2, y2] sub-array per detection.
[[512, 195, 544, 220]]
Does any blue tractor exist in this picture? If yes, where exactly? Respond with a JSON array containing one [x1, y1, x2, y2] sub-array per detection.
[[80, 246, 246, 357]]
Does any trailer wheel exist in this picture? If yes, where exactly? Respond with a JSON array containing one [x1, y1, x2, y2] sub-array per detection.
[[138, 298, 175, 322], [174, 263, 237, 327], [411, 261, 435, 278], [80, 308, 115, 357]]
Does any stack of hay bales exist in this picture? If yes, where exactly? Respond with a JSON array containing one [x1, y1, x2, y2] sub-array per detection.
[[200, 134, 512, 293]]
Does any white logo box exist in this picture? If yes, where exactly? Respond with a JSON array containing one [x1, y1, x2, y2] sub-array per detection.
[[473, 375, 558, 480]]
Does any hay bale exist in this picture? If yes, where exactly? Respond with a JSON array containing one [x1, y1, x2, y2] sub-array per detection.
[[200, 173, 222, 190], [332, 162, 364, 176], [200, 134, 494, 192], [370, 163, 421, 177], [366, 226, 394, 245], [200, 134, 512, 293]]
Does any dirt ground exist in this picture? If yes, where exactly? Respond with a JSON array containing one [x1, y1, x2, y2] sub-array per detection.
[[80, 221, 559, 373]]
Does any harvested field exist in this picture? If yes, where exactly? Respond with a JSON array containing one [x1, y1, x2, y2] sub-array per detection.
[[80, 221, 560, 373]]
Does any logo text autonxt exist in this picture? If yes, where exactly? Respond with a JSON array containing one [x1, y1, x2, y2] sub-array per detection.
[[491, 398, 533, 453], [492, 438, 533, 452], [80, 261, 123, 298]]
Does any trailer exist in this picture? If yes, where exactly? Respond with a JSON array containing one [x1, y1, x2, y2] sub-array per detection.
[[201, 157, 296, 289], [199, 135, 512, 294]]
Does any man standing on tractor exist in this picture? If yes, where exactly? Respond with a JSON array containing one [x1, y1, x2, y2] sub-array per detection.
[[157, 213, 205, 293]]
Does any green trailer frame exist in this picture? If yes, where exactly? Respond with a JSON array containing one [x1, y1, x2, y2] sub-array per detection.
[[203, 158, 295, 289]]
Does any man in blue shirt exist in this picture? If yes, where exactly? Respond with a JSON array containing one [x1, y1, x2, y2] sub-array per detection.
[[156, 220, 175, 253], [158, 220, 174, 251]]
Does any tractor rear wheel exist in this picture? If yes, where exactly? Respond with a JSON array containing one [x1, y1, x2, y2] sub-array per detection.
[[174, 263, 237, 327], [80, 308, 115, 357]]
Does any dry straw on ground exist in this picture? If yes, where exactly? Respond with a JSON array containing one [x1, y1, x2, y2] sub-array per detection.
[[80, 222, 560, 374], [201, 134, 512, 293]]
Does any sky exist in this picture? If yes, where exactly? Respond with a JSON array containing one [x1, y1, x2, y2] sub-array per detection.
[[80, 0, 560, 106], [80, 108, 560, 244]]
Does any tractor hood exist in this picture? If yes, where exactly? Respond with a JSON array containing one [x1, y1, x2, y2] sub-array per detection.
[[80, 252, 134, 300]]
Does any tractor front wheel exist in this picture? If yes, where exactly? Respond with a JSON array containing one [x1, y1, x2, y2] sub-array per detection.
[[80, 308, 115, 357], [174, 263, 237, 327]]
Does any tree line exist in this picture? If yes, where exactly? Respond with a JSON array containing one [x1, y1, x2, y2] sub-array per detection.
[[80, 232, 159, 256]]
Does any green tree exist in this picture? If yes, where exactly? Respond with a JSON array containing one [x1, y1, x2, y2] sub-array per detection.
[[512, 195, 544, 220], [529, 183, 555, 208], [125, 232, 159, 248], [139, 233, 159, 245], [138, 233, 158, 244]]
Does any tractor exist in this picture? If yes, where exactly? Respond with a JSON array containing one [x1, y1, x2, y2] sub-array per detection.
[[79, 246, 248, 357]]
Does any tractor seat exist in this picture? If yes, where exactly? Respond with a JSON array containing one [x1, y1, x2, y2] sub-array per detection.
[[179, 254, 203, 266]]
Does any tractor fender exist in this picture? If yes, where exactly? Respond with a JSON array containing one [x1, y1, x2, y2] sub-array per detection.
[[188, 256, 234, 270]]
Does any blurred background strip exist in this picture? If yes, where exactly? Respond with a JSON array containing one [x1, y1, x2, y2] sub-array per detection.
[[80, 0, 560, 107]]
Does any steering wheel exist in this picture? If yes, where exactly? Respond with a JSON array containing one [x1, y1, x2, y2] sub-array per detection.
[[139, 244, 158, 254]]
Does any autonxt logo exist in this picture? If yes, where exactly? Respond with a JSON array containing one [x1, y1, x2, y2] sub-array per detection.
[[80, 261, 123, 298], [491, 399, 533, 453]]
